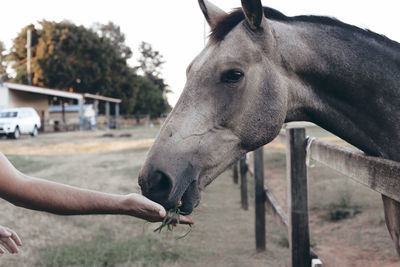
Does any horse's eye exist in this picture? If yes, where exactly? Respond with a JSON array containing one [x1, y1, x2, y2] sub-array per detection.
[[221, 70, 244, 83]]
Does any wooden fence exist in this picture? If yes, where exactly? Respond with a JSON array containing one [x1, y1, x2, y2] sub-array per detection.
[[232, 127, 400, 267]]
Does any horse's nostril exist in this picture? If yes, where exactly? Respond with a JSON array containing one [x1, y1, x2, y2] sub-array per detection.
[[150, 171, 171, 190], [146, 170, 173, 207]]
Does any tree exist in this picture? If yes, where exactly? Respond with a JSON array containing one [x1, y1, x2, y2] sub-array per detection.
[[8, 21, 170, 116], [8, 24, 40, 84], [137, 41, 171, 114], [0, 41, 9, 82], [138, 42, 164, 79], [133, 76, 170, 118], [8, 20, 139, 114], [93, 22, 132, 60], [137, 42, 170, 94]]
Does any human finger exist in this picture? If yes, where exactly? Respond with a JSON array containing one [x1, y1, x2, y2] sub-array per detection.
[[0, 241, 13, 254], [139, 197, 166, 221], [0, 228, 11, 238], [144, 204, 166, 222], [163, 214, 194, 225], [144, 201, 194, 225], [126, 193, 195, 224], [6, 228, 22, 246], [126, 193, 166, 222], [147, 205, 195, 225], [0, 237, 19, 254], [0, 247, 4, 254], [177, 215, 194, 225]]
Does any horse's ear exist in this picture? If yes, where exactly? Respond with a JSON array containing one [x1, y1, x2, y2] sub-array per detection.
[[198, 0, 227, 28], [241, 0, 266, 30]]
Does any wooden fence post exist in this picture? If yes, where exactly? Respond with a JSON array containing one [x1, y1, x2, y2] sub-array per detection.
[[254, 147, 266, 251], [105, 101, 110, 130], [286, 128, 311, 267], [233, 161, 239, 184], [239, 156, 248, 210]]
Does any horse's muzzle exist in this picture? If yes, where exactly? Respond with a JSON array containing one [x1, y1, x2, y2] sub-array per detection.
[[138, 163, 200, 214], [139, 169, 176, 210]]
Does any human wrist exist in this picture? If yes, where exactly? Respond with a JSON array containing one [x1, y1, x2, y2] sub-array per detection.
[[119, 194, 136, 215]]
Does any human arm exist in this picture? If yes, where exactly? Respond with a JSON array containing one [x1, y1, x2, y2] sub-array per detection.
[[0, 153, 193, 223]]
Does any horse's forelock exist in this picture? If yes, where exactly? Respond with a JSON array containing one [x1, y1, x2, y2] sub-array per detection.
[[210, 7, 288, 43], [210, 8, 244, 43]]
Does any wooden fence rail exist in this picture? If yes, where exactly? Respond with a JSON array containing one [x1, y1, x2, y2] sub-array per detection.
[[232, 126, 400, 266], [308, 138, 400, 202], [264, 188, 288, 234]]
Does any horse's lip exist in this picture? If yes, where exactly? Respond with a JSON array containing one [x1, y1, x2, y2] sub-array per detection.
[[179, 180, 199, 214]]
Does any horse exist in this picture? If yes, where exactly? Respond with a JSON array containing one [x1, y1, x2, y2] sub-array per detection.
[[139, 0, 400, 254]]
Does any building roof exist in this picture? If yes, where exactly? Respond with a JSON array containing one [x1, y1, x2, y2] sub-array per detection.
[[84, 93, 121, 103], [4, 82, 83, 100], [2, 83, 122, 103]]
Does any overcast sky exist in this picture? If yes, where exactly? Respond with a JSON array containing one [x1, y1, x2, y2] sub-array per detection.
[[1, 0, 399, 106]]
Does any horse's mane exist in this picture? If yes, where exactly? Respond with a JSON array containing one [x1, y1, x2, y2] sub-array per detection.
[[211, 7, 400, 50]]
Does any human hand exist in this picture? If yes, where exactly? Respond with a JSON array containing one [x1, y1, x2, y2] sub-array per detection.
[[123, 193, 194, 224], [0, 226, 22, 254]]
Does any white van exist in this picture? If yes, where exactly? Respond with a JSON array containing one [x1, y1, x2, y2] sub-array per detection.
[[0, 107, 41, 139]]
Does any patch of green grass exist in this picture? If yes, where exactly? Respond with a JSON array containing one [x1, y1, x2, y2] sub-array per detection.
[[38, 234, 183, 267], [277, 235, 289, 248], [153, 207, 193, 240], [6, 155, 52, 174], [324, 191, 362, 221]]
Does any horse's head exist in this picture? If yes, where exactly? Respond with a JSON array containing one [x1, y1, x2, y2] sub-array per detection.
[[139, 0, 289, 213]]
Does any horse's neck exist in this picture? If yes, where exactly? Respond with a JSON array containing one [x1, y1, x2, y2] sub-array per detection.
[[279, 21, 400, 160]]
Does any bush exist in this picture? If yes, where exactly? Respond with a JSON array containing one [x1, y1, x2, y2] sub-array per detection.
[[325, 192, 362, 221]]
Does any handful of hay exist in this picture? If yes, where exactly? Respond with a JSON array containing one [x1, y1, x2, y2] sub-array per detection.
[[154, 201, 192, 239]]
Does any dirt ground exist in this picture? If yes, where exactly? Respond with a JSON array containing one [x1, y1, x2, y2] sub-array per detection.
[[0, 126, 399, 266]]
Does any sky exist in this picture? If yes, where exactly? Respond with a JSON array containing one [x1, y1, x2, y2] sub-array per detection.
[[1, 0, 399, 106]]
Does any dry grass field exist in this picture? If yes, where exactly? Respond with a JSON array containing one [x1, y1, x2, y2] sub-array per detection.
[[0, 125, 399, 266]]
